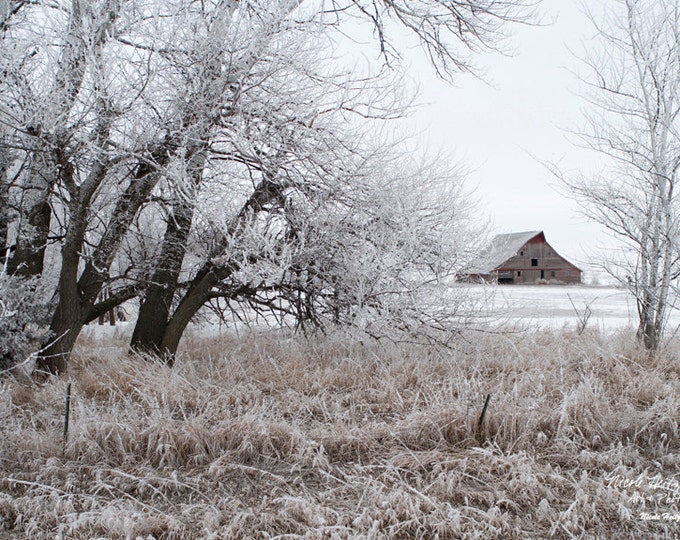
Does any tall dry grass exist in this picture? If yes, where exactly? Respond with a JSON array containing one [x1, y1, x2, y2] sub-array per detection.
[[1, 327, 679, 538]]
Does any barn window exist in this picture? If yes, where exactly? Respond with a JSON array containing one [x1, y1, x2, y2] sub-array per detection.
[[517, 271, 521, 277], [520, 250, 524, 256], [531, 258, 538, 266], [551, 271, 556, 278]]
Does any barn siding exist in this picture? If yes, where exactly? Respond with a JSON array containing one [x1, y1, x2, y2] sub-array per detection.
[[495, 233, 581, 284]]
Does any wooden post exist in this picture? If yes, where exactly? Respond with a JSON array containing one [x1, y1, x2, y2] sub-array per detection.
[[62, 382, 72, 454], [477, 393, 491, 431]]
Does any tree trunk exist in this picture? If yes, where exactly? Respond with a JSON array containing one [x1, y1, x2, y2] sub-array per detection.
[[9, 0, 91, 277], [158, 268, 220, 364], [637, 314, 658, 352], [34, 199, 89, 375], [7, 147, 57, 277], [0, 155, 10, 265], [35, 294, 85, 376], [150, 178, 284, 363], [130, 150, 206, 356], [34, 150, 167, 375], [8, 197, 51, 277], [129, 198, 197, 355]]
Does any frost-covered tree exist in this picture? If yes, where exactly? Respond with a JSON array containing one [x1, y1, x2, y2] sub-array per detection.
[[324, 0, 535, 78], [126, 0, 535, 360], [564, 0, 680, 351], [135, 77, 411, 361], [145, 136, 484, 363], [0, 1, 27, 268], [127, 1, 353, 357], [0, 0, 535, 374], [263, 153, 483, 345], [0, 1, 191, 373]]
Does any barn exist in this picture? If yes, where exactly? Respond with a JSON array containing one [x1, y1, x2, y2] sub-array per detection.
[[465, 230, 582, 284]]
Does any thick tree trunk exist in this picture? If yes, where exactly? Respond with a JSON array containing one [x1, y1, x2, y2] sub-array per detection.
[[8, 198, 51, 277], [130, 150, 206, 356], [151, 178, 283, 363], [158, 268, 220, 363], [7, 149, 56, 277], [129, 198, 196, 355], [34, 151, 167, 375], [34, 198, 89, 375], [35, 294, 86, 376]]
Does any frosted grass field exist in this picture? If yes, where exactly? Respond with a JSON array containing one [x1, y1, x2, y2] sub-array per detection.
[[7, 287, 680, 538], [5, 323, 680, 538]]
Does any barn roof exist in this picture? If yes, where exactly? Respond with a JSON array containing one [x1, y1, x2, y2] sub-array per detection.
[[466, 230, 543, 274]]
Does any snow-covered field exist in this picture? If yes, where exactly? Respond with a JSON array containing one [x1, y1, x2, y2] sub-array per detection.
[[476, 284, 680, 332], [81, 285, 680, 342]]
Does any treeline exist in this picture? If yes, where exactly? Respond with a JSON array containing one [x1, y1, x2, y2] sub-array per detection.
[[0, 0, 533, 375]]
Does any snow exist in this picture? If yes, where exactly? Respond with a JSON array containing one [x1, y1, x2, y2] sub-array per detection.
[[474, 284, 680, 332], [80, 286, 680, 341]]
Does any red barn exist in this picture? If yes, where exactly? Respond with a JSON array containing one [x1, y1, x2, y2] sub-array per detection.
[[465, 230, 582, 284]]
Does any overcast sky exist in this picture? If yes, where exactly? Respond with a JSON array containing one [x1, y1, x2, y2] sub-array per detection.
[[399, 0, 611, 276]]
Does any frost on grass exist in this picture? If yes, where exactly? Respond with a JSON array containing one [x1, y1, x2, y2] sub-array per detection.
[[1, 329, 679, 538]]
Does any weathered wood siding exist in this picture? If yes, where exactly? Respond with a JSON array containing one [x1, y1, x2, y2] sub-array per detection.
[[497, 233, 581, 284]]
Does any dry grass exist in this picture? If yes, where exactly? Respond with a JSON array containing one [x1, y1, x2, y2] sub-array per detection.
[[1, 326, 680, 538]]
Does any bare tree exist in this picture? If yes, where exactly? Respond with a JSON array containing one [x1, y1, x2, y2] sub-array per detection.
[[151, 144, 483, 360], [127, 0, 241, 356], [268, 151, 484, 344], [0, 1, 182, 373], [563, 0, 680, 351], [138, 74, 398, 361], [3, 1, 122, 278], [0, 1, 28, 266], [325, 0, 537, 78], [126, 0, 536, 361], [0, 0, 536, 374]]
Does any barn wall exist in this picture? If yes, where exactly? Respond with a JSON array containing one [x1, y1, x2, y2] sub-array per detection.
[[497, 235, 581, 284]]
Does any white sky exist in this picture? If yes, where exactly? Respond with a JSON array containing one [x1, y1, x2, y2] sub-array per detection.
[[397, 0, 612, 276]]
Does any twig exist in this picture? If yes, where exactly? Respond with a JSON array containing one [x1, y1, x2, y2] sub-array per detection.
[[0, 331, 70, 378], [5, 478, 68, 495], [567, 293, 595, 335]]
